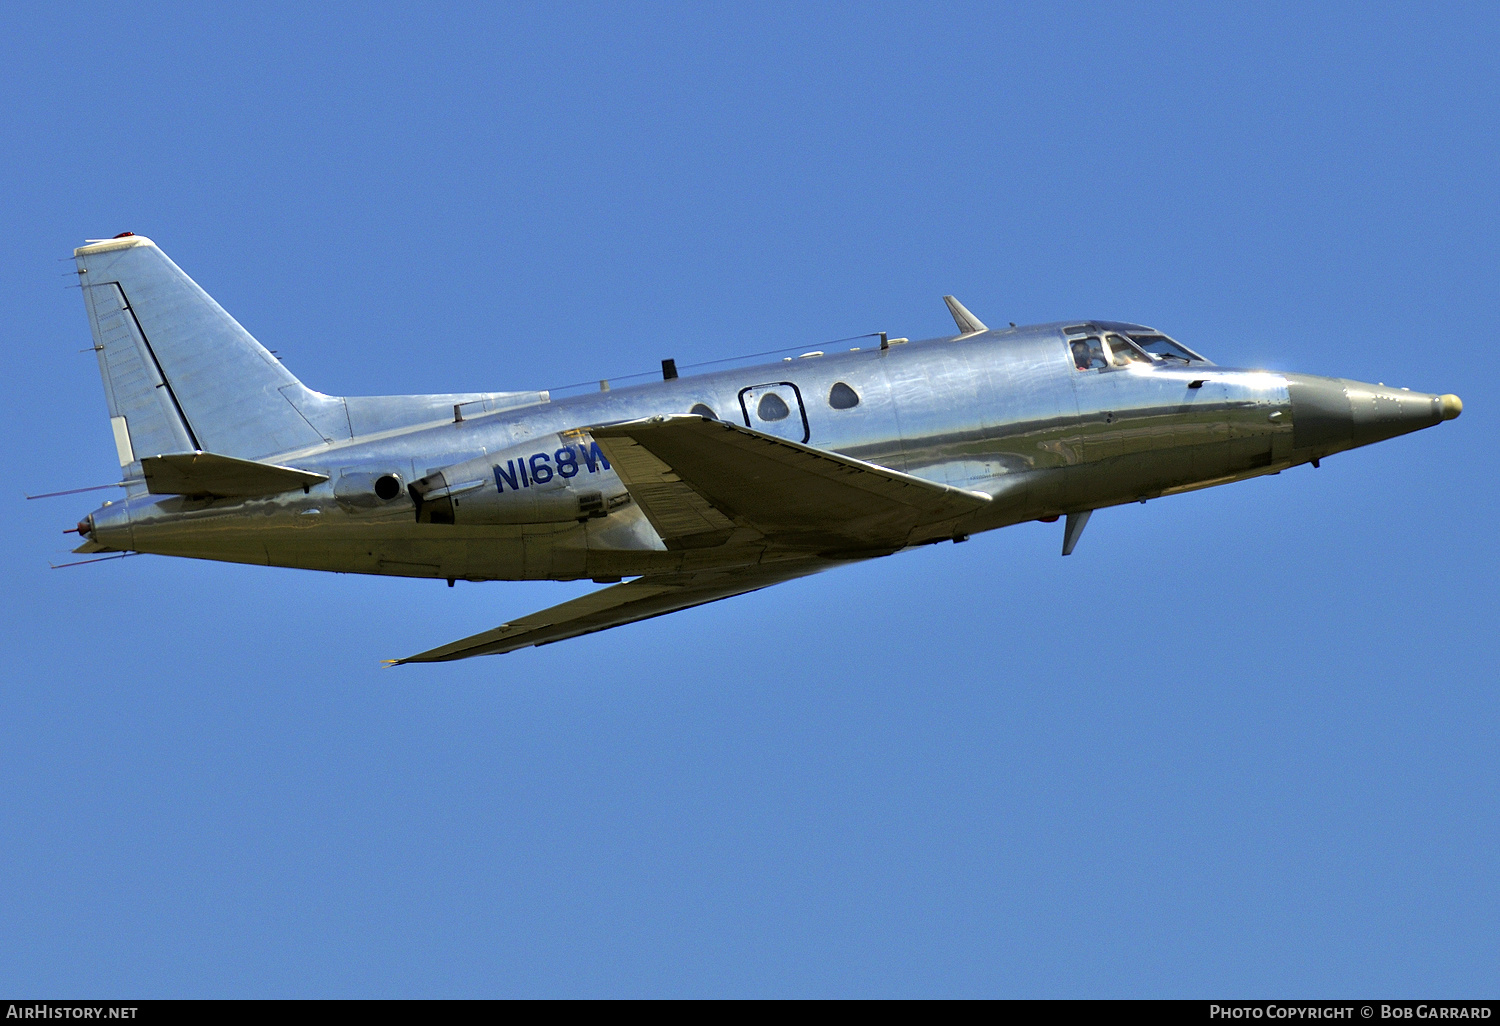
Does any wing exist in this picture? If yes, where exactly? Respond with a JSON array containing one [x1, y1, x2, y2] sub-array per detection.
[[590, 415, 991, 553], [393, 558, 834, 663]]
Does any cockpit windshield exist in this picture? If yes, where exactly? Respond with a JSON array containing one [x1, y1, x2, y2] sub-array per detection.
[[1067, 326, 1209, 369], [1103, 333, 1152, 366], [1127, 333, 1205, 364]]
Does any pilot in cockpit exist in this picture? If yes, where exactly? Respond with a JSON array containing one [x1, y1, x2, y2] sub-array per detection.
[[1072, 336, 1108, 371], [1072, 329, 1207, 369]]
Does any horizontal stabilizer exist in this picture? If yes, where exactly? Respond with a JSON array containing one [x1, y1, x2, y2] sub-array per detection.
[[75, 235, 337, 460], [942, 295, 988, 335], [590, 415, 990, 552], [395, 559, 833, 663], [142, 451, 328, 497]]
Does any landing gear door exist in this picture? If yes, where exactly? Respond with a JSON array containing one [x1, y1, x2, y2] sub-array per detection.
[[739, 382, 810, 444]]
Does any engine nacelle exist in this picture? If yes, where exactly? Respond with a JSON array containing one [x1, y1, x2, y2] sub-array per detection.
[[409, 432, 630, 525]]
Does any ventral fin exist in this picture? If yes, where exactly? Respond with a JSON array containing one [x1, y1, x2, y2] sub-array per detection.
[[1062, 510, 1093, 556]]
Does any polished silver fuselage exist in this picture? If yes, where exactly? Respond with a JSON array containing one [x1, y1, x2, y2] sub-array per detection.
[[88, 319, 1391, 581]]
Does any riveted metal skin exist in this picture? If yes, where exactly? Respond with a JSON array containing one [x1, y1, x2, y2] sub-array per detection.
[[81, 317, 1459, 585], [1286, 374, 1449, 457], [72, 233, 1464, 597]]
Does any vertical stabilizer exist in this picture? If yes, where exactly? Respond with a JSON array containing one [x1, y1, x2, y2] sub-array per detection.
[[80, 264, 197, 470], [74, 234, 555, 471], [75, 235, 346, 467]]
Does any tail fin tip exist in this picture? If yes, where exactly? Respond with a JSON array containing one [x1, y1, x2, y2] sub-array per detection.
[[75, 234, 155, 258]]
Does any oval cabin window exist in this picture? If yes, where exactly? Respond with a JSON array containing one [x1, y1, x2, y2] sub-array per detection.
[[828, 382, 860, 410], [757, 393, 790, 421], [690, 403, 717, 420]]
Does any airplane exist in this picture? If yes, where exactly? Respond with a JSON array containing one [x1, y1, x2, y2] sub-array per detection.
[[62, 233, 1462, 663]]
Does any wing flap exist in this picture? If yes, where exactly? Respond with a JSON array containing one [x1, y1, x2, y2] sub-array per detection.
[[590, 415, 989, 550], [394, 558, 831, 663], [591, 430, 741, 548]]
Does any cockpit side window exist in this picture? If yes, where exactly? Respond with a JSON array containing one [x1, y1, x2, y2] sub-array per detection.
[[1129, 334, 1204, 364], [1103, 333, 1152, 367], [1070, 335, 1108, 371]]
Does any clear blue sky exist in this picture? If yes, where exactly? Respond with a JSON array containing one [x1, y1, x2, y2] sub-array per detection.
[[4, 2, 1496, 997]]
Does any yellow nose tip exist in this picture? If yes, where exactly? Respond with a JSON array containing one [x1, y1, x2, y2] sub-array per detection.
[[1439, 394, 1463, 421]]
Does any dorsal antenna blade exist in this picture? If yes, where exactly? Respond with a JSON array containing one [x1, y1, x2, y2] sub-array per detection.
[[942, 295, 989, 335]]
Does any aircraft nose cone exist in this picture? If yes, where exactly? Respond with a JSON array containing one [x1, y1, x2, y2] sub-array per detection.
[[1286, 374, 1456, 458]]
